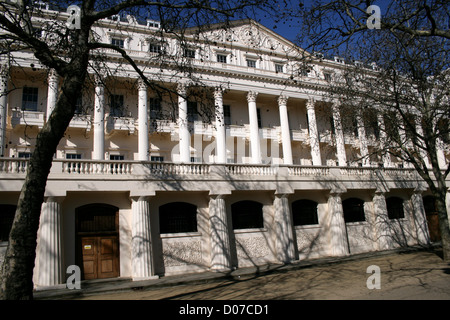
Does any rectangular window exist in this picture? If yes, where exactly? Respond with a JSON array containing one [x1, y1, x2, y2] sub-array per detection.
[[22, 87, 39, 111], [151, 156, 164, 162], [111, 38, 124, 48], [187, 101, 198, 122], [66, 153, 81, 159], [184, 48, 196, 59], [110, 94, 124, 117], [149, 97, 162, 119], [247, 59, 256, 68], [275, 64, 284, 73], [110, 155, 124, 161], [217, 54, 227, 63], [149, 43, 162, 54], [18, 152, 32, 158], [223, 104, 231, 125], [324, 73, 332, 82]]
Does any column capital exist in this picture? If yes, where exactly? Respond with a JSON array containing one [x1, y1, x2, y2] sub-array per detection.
[[138, 78, 147, 91], [278, 95, 289, 106], [94, 74, 105, 88], [43, 196, 65, 204], [306, 97, 316, 109], [373, 190, 386, 197], [48, 68, 59, 82], [177, 82, 187, 95], [214, 87, 223, 100], [274, 193, 291, 199], [209, 190, 231, 199], [247, 91, 258, 103]]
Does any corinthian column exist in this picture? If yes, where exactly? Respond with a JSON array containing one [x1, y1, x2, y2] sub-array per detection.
[[247, 91, 261, 164], [46, 69, 59, 121], [93, 76, 105, 160], [178, 83, 190, 163], [356, 109, 370, 167], [214, 88, 227, 164], [306, 98, 322, 166], [138, 79, 149, 161], [278, 95, 293, 165], [0, 63, 8, 157], [332, 102, 347, 166]]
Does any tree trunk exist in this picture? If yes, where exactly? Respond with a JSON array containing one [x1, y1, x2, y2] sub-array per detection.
[[436, 193, 450, 261], [0, 72, 85, 299]]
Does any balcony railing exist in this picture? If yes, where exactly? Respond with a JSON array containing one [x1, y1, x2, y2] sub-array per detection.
[[61, 160, 134, 175], [69, 114, 92, 131], [11, 110, 45, 128], [106, 116, 136, 134], [0, 158, 423, 182]]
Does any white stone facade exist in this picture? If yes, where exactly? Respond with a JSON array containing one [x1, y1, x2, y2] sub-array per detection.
[[0, 11, 449, 289]]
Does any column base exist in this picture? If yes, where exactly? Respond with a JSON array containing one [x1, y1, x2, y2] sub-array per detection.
[[132, 275, 160, 281]]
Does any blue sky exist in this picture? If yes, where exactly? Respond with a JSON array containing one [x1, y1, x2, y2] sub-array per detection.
[[255, 0, 392, 45]]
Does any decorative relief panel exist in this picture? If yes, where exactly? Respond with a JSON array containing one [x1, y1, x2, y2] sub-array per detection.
[[162, 239, 202, 267], [296, 228, 326, 254], [346, 224, 374, 254], [235, 235, 271, 260]]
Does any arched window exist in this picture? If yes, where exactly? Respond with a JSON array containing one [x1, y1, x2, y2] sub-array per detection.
[[342, 198, 365, 223], [231, 200, 264, 230], [159, 202, 198, 234], [386, 197, 405, 219], [0, 205, 16, 242], [292, 199, 319, 226]]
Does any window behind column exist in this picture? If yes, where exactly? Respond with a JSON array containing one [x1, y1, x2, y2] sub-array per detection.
[[22, 87, 39, 111], [187, 101, 198, 122], [149, 97, 162, 119], [109, 94, 124, 117], [223, 105, 231, 125]]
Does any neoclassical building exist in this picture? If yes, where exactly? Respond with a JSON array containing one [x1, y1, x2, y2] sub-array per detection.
[[0, 7, 449, 289]]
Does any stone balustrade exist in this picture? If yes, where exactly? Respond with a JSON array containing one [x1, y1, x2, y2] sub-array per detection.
[[0, 158, 424, 181]]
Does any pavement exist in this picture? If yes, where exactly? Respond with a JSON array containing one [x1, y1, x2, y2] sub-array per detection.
[[33, 244, 450, 301]]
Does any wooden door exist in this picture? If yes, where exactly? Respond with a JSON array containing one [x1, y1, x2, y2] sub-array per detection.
[[76, 204, 120, 280], [423, 196, 441, 242], [80, 235, 119, 280], [426, 213, 441, 242]]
